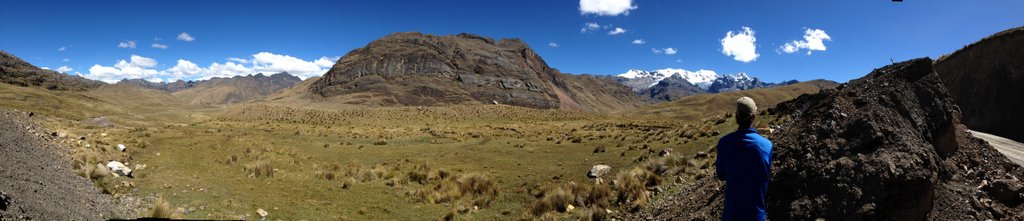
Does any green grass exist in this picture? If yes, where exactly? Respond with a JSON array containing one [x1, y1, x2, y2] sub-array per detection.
[[0, 81, 799, 220]]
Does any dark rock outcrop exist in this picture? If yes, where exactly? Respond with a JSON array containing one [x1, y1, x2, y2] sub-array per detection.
[[934, 26, 1024, 142], [644, 58, 1024, 220], [0, 50, 104, 91], [309, 32, 644, 112]]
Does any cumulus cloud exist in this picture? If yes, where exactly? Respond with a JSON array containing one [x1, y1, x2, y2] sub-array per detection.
[[118, 40, 137, 48], [651, 47, 676, 55], [631, 39, 646, 44], [779, 28, 832, 55], [580, 0, 637, 16], [83, 53, 335, 83], [720, 26, 759, 62], [581, 22, 601, 33], [87, 54, 161, 83], [314, 56, 337, 68], [151, 43, 168, 49], [608, 27, 627, 35], [548, 42, 559, 48], [663, 47, 677, 55], [250, 52, 332, 79], [56, 66, 73, 73], [177, 32, 194, 42]]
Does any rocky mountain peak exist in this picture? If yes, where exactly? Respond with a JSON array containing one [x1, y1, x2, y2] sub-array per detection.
[[307, 32, 642, 111]]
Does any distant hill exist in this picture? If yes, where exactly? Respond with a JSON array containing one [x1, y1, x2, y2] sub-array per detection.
[[119, 73, 302, 105], [171, 73, 301, 105], [117, 78, 198, 92], [934, 26, 1024, 141], [615, 68, 798, 102], [0, 50, 104, 91], [307, 32, 645, 112], [627, 79, 838, 121]]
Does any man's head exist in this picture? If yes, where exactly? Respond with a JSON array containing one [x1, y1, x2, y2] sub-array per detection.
[[735, 97, 757, 129]]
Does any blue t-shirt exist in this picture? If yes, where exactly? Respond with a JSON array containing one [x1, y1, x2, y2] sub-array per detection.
[[715, 128, 773, 221]]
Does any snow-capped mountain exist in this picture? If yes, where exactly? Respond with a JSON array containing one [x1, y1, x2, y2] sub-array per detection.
[[614, 68, 799, 102], [616, 68, 719, 92]]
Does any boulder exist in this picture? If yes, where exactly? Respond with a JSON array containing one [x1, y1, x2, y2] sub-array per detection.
[[106, 161, 132, 177]]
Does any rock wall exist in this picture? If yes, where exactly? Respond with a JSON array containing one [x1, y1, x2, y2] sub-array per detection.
[[934, 26, 1024, 142]]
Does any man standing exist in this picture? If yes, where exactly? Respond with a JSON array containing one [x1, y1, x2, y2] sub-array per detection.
[[715, 97, 773, 221]]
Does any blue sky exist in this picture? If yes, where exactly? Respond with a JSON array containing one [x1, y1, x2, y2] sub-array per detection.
[[1, 0, 1021, 83]]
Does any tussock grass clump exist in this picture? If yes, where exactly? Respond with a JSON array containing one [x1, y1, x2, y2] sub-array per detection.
[[613, 168, 660, 211], [413, 173, 499, 208], [243, 160, 274, 178], [149, 197, 183, 218]]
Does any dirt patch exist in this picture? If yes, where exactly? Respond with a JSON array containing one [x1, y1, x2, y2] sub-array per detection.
[[640, 58, 1024, 220], [0, 110, 130, 220]]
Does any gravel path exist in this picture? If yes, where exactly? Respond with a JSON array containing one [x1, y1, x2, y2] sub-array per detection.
[[0, 110, 121, 220], [970, 130, 1024, 167]]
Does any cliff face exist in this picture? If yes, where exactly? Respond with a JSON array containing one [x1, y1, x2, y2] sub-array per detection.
[[309, 32, 644, 112], [934, 26, 1024, 141], [0, 50, 104, 91]]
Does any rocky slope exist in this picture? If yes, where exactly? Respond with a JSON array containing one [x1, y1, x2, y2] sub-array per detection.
[[934, 26, 1024, 142], [643, 58, 1024, 220], [170, 73, 301, 105], [0, 50, 104, 91], [0, 110, 127, 220], [308, 32, 645, 112]]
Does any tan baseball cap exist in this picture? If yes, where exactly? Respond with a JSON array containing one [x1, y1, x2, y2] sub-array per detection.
[[736, 97, 757, 117]]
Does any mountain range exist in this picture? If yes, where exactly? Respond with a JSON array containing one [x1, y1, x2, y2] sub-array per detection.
[[615, 68, 799, 102], [118, 73, 302, 105]]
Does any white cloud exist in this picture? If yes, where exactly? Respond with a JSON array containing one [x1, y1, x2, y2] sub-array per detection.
[[83, 53, 335, 83], [55, 66, 73, 73], [780, 28, 832, 55], [720, 26, 759, 62], [58, 46, 66, 51], [314, 56, 337, 68], [128, 55, 157, 68], [251, 52, 330, 79], [548, 42, 559, 48], [151, 43, 168, 49], [608, 27, 627, 35], [652, 47, 676, 55], [581, 22, 601, 33], [86, 55, 161, 83], [663, 47, 677, 55], [154, 37, 162, 41], [580, 0, 637, 16], [631, 39, 646, 44], [62, 58, 70, 62], [118, 40, 137, 49], [177, 32, 195, 42], [40, 67, 50, 70]]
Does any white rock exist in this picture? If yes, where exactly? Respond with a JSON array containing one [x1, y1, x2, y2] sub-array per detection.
[[106, 161, 132, 177], [117, 144, 126, 152], [588, 165, 612, 178]]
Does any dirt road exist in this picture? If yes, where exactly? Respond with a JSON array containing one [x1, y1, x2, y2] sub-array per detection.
[[969, 130, 1024, 166]]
